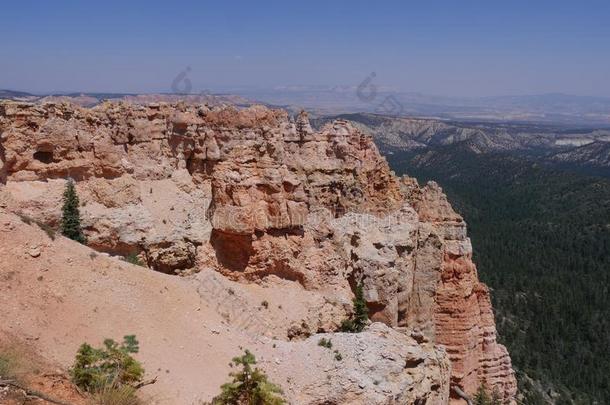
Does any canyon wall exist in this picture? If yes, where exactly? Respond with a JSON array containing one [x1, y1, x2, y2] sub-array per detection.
[[0, 101, 516, 403]]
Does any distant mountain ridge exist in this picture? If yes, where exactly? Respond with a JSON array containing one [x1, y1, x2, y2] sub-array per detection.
[[236, 87, 610, 125], [0, 90, 251, 108], [0, 89, 37, 99], [551, 140, 610, 169], [313, 112, 610, 175], [3, 88, 610, 125]]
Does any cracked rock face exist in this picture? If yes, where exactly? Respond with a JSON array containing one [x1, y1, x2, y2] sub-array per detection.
[[272, 323, 451, 404], [0, 101, 516, 403]]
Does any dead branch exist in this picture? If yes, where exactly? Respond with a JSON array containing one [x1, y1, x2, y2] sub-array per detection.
[[133, 376, 158, 390], [451, 385, 474, 405]]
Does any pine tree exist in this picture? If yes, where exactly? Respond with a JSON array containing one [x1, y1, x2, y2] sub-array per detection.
[[352, 283, 368, 332], [340, 283, 369, 333], [474, 383, 492, 405], [212, 350, 285, 405], [70, 335, 144, 392], [61, 179, 86, 244]]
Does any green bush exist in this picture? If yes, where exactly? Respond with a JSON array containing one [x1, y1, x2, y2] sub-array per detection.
[[317, 338, 332, 349], [339, 319, 355, 333], [211, 350, 285, 405], [340, 284, 368, 333], [473, 383, 502, 405], [70, 335, 144, 393], [123, 253, 145, 267]]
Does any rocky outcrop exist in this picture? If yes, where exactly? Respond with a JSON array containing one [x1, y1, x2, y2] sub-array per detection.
[[404, 179, 518, 401], [0, 209, 451, 405], [276, 323, 451, 404], [0, 101, 516, 403]]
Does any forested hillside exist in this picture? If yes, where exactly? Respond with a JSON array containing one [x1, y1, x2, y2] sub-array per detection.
[[386, 146, 610, 404]]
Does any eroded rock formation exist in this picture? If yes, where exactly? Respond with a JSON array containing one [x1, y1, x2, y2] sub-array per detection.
[[0, 101, 517, 403], [0, 210, 451, 405]]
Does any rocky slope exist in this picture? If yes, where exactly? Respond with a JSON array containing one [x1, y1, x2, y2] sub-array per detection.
[[0, 101, 516, 403], [0, 210, 451, 404], [312, 113, 610, 173], [550, 140, 610, 170]]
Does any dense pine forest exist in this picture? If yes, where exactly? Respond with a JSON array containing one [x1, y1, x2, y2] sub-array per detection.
[[386, 146, 610, 404]]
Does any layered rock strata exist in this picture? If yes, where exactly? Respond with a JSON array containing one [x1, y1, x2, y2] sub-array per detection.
[[0, 101, 516, 402]]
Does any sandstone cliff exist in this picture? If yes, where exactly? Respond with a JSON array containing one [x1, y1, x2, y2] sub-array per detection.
[[0, 101, 516, 403]]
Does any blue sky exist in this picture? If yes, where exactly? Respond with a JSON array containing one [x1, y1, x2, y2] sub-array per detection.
[[1, 0, 610, 96]]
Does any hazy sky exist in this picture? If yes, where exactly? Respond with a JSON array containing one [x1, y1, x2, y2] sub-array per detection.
[[2, 0, 610, 97]]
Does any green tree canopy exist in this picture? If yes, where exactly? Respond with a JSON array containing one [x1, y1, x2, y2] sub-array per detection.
[[61, 179, 86, 244], [70, 335, 144, 392], [212, 350, 285, 405], [341, 283, 369, 333]]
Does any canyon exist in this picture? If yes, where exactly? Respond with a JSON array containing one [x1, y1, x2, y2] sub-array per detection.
[[312, 112, 610, 176], [0, 100, 516, 404]]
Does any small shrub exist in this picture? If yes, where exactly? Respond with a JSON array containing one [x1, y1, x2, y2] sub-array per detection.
[[0, 351, 18, 379], [334, 352, 343, 361], [211, 349, 285, 405], [0, 343, 38, 382], [474, 383, 502, 405], [36, 221, 56, 240], [70, 335, 144, 393], [18, 214, 32, 225], [93, 384, 142, 405], [123, 253, 145, 267], [339, 283, 368, 333], [340, 319, 355, 333], [17, 214, 56, 240], [490, 387, 502, 405], [261, 300, 269, 309], [317, 338, 332, 349]]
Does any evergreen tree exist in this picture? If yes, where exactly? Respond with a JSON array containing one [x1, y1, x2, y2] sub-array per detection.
[[340, 283, 369, 333], [474, 384, 492, 405], [70, 335, 144, 392], [352, 283, 368, 332], [61, 179, 86, 244], [387, 146, 610, 403], [212, 350, 285, 405]]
